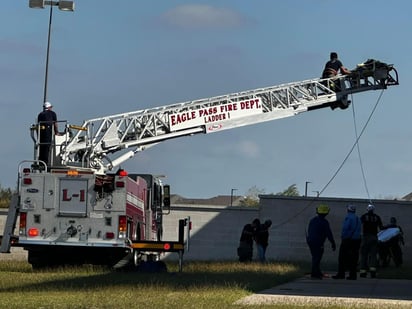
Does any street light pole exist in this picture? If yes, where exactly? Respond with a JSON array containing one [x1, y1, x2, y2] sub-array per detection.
[[43, 3, 53, 104], [230, 188, 238, 206], [29, 0, 75, 105], [305, 181, 311, 197]]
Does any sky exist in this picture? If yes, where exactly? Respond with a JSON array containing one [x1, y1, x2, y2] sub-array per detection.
[[0, 0, 411, 200]]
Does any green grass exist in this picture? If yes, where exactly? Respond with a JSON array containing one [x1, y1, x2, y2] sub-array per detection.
[[0, 260, 410, 309]]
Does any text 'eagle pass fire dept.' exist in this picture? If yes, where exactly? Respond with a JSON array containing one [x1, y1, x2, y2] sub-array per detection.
[[168, 98, 262, 132]]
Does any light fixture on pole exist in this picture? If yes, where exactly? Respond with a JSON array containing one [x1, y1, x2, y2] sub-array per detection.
[[29, 0, 75, 105], [230, 188, 238, 206]]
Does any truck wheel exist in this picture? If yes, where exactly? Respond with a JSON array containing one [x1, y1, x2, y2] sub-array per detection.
[[133, 249, 140, 267]]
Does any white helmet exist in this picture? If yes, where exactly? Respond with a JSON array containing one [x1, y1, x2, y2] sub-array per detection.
[[367, 204, 375, 212], [44, 101, 52, 109]]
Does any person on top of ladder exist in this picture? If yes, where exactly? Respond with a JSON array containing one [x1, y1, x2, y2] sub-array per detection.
[[322, 52, 351, 92], [322, 52, 351, 78]]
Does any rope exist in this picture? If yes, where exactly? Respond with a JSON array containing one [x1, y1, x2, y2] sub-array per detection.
[[350, 94, 372, 203], [318, 89, 385, 196], [272, 89, 386, 230]]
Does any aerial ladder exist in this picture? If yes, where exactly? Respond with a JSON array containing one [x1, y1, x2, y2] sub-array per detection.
[[55, 59, 398, 174]]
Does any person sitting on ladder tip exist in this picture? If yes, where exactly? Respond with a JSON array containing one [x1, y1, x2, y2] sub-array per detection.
[[322, 52, 351, 91]]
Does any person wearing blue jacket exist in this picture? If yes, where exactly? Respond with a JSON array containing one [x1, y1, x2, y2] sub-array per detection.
[[306, 204, 336, 279], [333, 205, 362, 280]]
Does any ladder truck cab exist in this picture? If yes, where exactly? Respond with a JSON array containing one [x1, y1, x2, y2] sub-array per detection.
[[0, 58, 398, 269], [15, 164, 170, 268]]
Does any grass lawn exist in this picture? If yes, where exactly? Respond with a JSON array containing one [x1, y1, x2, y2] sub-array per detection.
[[0, 260, 410, 309]]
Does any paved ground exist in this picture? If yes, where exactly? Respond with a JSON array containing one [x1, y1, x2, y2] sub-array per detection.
[[236, 273, 412, 307]]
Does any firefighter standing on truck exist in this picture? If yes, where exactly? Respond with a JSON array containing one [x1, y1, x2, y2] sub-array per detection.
[[359, 204, 383, 278], [37, 101, 60, 166]]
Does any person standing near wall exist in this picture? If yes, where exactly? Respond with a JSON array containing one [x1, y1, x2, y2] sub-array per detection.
[[378, 217, 404, 267], [254, 219, 272, 263], [237, 222, 255, 262], [332, 204, 361, 280], [306, 204, 336, 279], [359, 204, 383, 278]]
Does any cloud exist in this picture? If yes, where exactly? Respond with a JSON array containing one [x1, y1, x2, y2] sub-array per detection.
[[160, 4, 248, 29], [236, 140, 260, 158]]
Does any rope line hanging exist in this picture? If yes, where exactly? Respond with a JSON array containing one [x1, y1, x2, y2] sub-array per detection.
[[273, 89, 386, 230], [318, 89, 385, 197], [350, 94, 372, 204]]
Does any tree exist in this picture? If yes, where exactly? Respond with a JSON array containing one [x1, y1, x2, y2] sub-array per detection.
[[275, 184, 300, 196], [239, 185, 265, 207], [0, 184, 12, 208]]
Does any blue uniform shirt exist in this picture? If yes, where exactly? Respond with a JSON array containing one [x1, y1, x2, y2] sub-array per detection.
[[341, 212, 361, 240]]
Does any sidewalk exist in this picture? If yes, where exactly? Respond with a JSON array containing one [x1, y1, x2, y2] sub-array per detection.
[[236, 274, 412, 307]]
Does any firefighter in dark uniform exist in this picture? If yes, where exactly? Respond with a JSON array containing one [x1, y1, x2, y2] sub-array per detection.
[[237, 223, 254, 262], [37, 101, 60, 166], [322, 52, 351, 78], [306, 204, 336, 279], [359, 204, 383, 278]]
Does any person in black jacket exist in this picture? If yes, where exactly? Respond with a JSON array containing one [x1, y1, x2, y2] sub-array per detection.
[[359, 204, 383, 278], [378, 217, 404, 267], [237, 223, 255, 262], [254, 219, 272, 263], [306, 204, 336, 279], [37, 101, 61, 166]]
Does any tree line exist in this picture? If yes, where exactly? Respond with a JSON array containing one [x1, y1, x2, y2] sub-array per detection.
[[0, 184, 13, 208], [239, 184, 300, 206]]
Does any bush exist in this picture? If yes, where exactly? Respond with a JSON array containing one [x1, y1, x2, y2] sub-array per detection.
[[0, 185, 12, 208]]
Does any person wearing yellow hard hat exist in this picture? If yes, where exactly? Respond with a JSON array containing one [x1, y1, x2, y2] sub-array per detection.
[[306, 204, 336, 279]]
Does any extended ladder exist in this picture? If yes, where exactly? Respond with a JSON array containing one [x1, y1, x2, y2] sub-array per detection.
[[56, 59, 398, 173]]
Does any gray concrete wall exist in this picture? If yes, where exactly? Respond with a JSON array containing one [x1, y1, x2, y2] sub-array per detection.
[[259, 196, 412, 265], [162, 196, 412, 267], [161, 205, 259, 261]]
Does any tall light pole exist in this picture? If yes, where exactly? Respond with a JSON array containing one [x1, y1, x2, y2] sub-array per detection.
[[29, 0, 75, 105], [230, 188, 238, 206]]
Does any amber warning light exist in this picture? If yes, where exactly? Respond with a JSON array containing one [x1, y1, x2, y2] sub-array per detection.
[[67, 170, 79, 176]]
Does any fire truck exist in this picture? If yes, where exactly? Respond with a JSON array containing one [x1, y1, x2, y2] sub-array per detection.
[[0, 59, 398, 269]]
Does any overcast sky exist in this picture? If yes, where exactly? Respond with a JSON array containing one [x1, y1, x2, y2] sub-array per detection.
[[1, 1, 410, 200]]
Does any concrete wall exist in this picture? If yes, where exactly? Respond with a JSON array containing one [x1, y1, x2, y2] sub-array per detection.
[[162, 196, 412, 267], [161, 205, 259, 261]]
